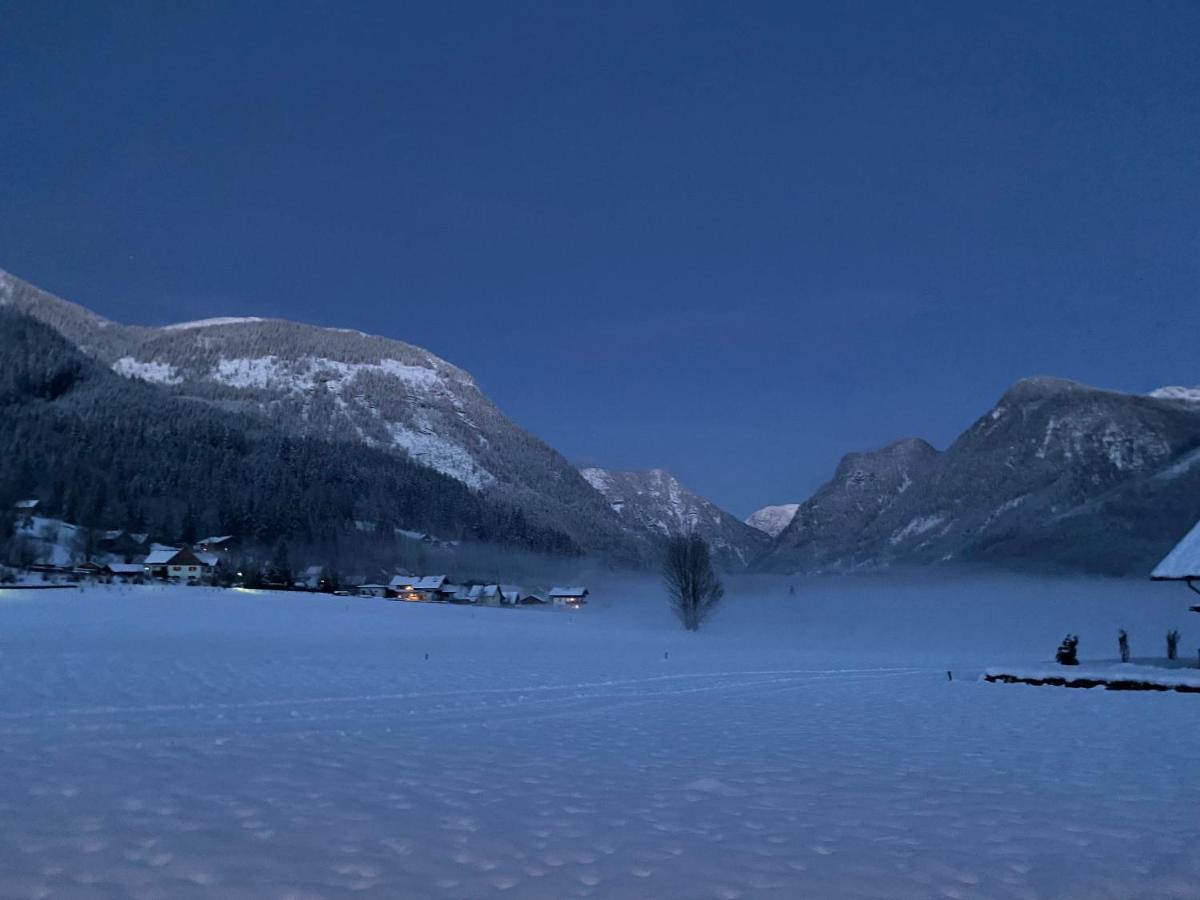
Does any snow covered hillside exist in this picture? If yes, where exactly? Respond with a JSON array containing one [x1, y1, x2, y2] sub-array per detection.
[[1, 577, 1197, 898], [0, 267, 644, 561]]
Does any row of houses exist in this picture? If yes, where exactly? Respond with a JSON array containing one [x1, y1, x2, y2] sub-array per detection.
[[28, 545, 221, 584], [357, 575, 590, 608]]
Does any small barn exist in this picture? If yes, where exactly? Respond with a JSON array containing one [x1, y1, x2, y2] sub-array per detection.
[[358, 584, 390, 598], [549, 586, 590, 607], [1151, 518, 1200, 612]]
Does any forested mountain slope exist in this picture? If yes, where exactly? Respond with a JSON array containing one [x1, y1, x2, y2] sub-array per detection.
[[0, 268, 648, 562], [0, 308, 577, 557]]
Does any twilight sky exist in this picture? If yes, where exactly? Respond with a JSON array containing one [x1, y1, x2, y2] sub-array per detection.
[[2, 1, 1198, 516]]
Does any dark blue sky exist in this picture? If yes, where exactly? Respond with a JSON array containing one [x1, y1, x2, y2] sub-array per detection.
[[2, 1, 1198, 516]]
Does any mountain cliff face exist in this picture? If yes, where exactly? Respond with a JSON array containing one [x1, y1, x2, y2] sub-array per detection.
[[744, 504, 799, 538], [580, 467, 769, 568], [0, 268, 648, 562], [762, 377, 1200, 575]]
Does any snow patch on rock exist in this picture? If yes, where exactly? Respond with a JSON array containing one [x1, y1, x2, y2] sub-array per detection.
[[112, 357, 183, 385], [212, 356, 449, 394], [388, 423, 495, 490], [1150, 385, 1200, 403], [889, 514, 946, 545], [163, 317, 266, 331]]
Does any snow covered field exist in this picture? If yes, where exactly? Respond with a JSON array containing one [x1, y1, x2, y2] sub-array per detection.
[[0, 576, 1197, 899]]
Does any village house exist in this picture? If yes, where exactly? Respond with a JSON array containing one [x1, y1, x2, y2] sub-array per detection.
[[143, 546, 213, 583], [357, 584, 390, 598], [1151, 517, 1200, 613], [389, 574, 449, 602], [549, 586, 590, 607], [469, 584, 505, 607]]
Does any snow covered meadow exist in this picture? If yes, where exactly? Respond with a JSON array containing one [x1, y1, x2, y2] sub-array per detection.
[[0, 576, 1197, 899]]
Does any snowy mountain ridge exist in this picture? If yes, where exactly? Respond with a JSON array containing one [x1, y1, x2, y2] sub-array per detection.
[[762, 377, 1200, 576], [1149, 385, 1200, 403], [579, 467, 768, 568], [744, 504, 800, 537]]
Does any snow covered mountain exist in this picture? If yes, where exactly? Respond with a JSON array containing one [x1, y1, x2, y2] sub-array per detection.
[[744, 504, 800, 538], [762, 377, 1200, 576], [1150, 385, 1200, 403], [0, 268, 649, 562], [579, 467, 768, 568]]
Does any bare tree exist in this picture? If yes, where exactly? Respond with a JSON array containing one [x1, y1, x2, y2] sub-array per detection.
[[663, 533, 724, 631]]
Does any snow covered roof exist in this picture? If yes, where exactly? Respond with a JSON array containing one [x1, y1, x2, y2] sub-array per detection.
[[13, 499, 38, 510], [390, 574, 447, 590], [106, 563, 143, 574], [1151, 519, 1200, 580], [197, 535, 233, 546], [467, 584, 503, 600], [549, 586, 589, 597], [143, 548, 181, 565]]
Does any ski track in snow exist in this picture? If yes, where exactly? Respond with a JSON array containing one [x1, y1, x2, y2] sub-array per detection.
[[0, 582, 1197, 899]]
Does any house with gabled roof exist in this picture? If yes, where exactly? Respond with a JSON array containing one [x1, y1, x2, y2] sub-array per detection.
[[469, 584, 505, 607], [1151, 518, 1200, 613], [144, 546, 213, 583], [388, 574, 449, 601], [549, 586, 589, 607]]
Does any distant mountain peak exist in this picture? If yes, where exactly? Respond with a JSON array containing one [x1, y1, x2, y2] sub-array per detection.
[[745, 504, 799, 537], [580, 466, 767, 568]]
